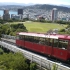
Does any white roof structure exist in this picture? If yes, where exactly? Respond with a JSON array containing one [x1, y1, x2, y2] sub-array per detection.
[[19, 32, 58, 39]]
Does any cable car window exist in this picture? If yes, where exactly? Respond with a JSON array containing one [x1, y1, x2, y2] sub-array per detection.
[[24, 36, 29, 41], [39, 38, 45, 45], [45, 38, 49, 45], [22, 35, 24, 40], [16, 35, 19, 40], [20, 35, 24, 40], [53, 39, 58, 47], [48, 38, 53, 46], [33, 37, 39, 43], [28, 36, 34, 42], [18, 35, 24, 40], [24, 36, 34, 42], [58, 40, 68, 49]]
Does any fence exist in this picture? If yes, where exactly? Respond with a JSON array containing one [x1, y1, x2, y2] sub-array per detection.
[[0, 41, 70, 70]]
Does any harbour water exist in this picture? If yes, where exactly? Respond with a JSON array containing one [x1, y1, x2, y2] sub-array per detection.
[[0, 10, 17, 16]]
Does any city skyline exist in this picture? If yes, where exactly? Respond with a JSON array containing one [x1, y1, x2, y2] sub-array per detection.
[[0, 0, 70, 5]]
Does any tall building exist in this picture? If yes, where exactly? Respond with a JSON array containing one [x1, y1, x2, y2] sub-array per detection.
[[4, 10, 9, 14], [3, 10, 10, 20], [18, 9, 23, 15], [52, 8, 58, 22], [18, 9, 23, 19]]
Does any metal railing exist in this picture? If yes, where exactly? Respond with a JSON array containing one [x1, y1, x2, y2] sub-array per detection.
[[0, 41, 70, 70], [1, 34, 16, 40]]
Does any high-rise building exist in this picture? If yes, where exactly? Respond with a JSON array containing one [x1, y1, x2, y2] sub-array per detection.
[[18, 9, 23, 15], [52, 8, 58, 22], [3, 10, 10, 20], [4, 10, 9, 14], [18, 9, 23, 19]]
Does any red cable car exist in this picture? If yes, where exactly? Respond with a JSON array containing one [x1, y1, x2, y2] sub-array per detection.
[[16, 32, 70, 61]]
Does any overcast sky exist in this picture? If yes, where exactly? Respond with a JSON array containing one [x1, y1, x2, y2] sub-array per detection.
[[0, 0, 70, 5]]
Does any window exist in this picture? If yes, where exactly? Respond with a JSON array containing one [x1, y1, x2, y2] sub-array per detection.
[[33, 37, 40, 43], [16, 35, 19, 40], [28, 36, 34, 42], [24, 36, 29, 41], [16, 35, 24, 40], [48, 38, 53, 46], [39, 38, 45, 45], [19, 35, 24, 40], [24, 36, 34, 42], [53, 39, 58, 47], [45, 38, 49, 45], [58, 39, 68, 49]]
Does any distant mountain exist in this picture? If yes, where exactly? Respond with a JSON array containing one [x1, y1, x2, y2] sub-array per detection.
[[59, 4, 70, 8], [0, 2, 70, 8], [25, 4, 70, 12], [0, 3, 70, 12]]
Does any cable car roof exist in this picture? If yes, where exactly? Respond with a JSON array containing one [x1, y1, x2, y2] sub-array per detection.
[[18, 32, 58, 39], [18, 32, 70, 40]]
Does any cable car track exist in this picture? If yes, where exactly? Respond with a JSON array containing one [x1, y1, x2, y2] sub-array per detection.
[[1, 38, 70, 68]]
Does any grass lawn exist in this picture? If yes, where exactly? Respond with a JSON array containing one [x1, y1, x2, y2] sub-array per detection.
[[23, 21, 67, 33], [10, 21, 67, 33]]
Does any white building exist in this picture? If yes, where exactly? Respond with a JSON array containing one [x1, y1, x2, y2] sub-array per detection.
[[51, 8, 58, 22], [11, 14, 22, 20]]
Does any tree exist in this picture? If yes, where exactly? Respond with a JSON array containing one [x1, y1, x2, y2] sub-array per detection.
[[0, 52, 29, 70], [52, 64, 58, 70], [0, 23, 28, 36], [30, 63, 37, 70], [0, 48, 4, 54]]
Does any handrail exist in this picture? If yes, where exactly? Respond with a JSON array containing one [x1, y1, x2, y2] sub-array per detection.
[[0, 41, 70, 70]]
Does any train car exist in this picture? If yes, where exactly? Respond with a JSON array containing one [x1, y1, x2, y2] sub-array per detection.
[[16, 32, 70, 61]]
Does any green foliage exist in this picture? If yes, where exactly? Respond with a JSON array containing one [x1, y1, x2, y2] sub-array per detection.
[[46, 20, 52, 23], [0, 23, 28, 36], [52, 64, 58, 70], [30, 63, 37, 70], [56, 20, 70, 24], [11, 23, 26, 29], [0, 52, 29, 70], [63, 24, 70, 34], [0, 48, 4, 54], [23, 18, 29, 21], [59, 29, 65, 32]]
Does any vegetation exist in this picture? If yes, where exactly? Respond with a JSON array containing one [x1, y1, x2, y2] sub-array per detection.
[[0, 47, 4, 54], [0, 20, 69, 35], [0, 52, 29, 70], [0, 51, 37, 70], [52, 64, 58, 70], [23, 21, 67, 33], [56, 20, 70, 24], [0, 23, 28, 36], [0, 19, 70, 35], [0, 47, 38, 70], [30, 63, 37, 70]]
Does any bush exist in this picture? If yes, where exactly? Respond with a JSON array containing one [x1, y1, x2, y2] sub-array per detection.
[[30, 63, 37, 70], [52, 64, 58, 70], [0, 48, 4, 54], [0, 52, 29, 70], [59, 29, 65, 32]]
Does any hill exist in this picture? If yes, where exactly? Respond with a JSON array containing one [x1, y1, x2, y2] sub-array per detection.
[[0, 4, 70, 12], [25, 4, 70, 12]]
